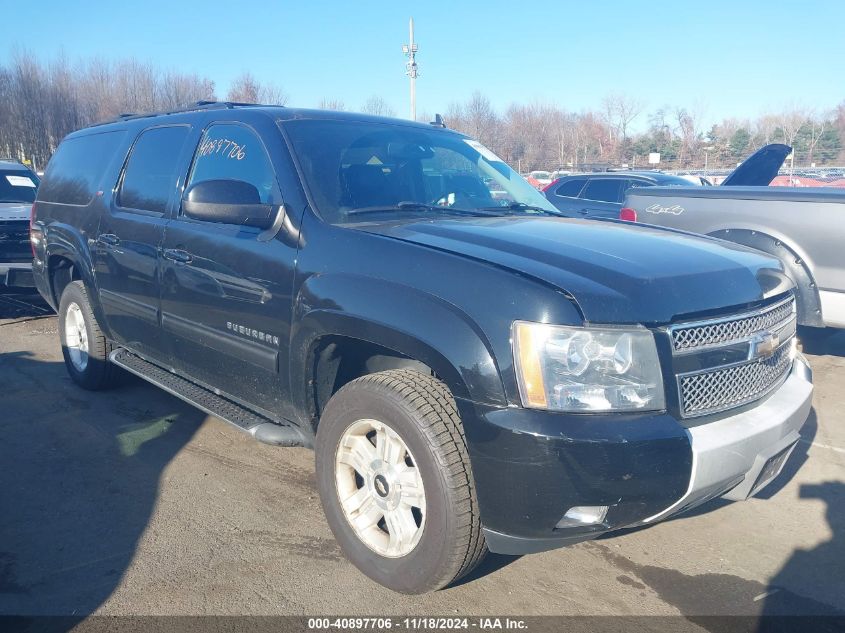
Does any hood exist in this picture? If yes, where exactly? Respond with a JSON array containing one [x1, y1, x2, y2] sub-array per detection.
[[355, 216, 791, 324], [0, 203, 31, 222], [721, 143, 791, 186]]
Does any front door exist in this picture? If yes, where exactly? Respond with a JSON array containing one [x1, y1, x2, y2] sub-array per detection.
[[94, 124, 193, 359], [159, 118, 297, 417]]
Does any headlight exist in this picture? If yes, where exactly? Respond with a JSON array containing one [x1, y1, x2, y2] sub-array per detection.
[[512, 321, 665, 412]]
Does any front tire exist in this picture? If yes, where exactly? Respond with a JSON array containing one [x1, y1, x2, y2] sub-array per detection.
[[58, 281, 121, 390], [315, 369, 487, 593]]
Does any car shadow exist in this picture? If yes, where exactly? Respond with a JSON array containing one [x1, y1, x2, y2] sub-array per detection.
[[798, 326, 845, 358], [759, 480, 845, 621], [0, 288, 53, 321], [585, 479, 845, 633], [448, 552, 521, 589], [0, 351, 204, 620]]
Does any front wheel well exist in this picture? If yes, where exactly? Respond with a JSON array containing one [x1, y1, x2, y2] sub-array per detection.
[[708, 229, 823, 327], [308, 336, 435, 431], [48, 255, 81, 305]]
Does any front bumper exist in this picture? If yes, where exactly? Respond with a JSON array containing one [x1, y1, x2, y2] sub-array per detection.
[[462, 355, 813, 555]]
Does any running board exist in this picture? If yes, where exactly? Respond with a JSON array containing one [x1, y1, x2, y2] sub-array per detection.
[[109, 348, 306, 447]]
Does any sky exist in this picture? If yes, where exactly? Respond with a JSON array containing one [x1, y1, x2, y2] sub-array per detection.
[[6, 0, 845, 131]]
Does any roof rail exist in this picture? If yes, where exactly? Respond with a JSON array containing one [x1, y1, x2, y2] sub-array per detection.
[[106, 100, 278, 124]]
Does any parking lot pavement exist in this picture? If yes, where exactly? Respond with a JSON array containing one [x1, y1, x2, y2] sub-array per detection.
[[1, 289, 844, 621]]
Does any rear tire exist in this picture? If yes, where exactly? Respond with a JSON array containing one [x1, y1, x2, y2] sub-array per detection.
[[58, 281, 121, 390], [315, 369, 487, 593]]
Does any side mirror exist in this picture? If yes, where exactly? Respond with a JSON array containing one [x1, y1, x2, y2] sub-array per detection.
[[182, 179, 275, 229]]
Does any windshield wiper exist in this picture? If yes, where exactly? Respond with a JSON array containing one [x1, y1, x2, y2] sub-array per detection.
[[347, 201, 502, 217], [479, 202, 567, 216]]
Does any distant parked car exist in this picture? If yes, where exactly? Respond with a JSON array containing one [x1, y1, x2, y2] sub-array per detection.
[[527, 170, 552, 189], [0, 159, 40, 287], [543, 171, 699, 219], [677, 174, 713, 186]]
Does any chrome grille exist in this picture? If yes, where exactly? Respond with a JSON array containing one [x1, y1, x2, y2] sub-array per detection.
[[672, 296, 795, 351], [679, 343, 793, 416], [671, 295, 797, 418]]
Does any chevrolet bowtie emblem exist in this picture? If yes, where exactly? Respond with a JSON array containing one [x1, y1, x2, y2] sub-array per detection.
[[750, 331, 779, 360]]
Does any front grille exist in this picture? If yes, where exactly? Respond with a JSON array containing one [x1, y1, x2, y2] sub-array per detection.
[[679, 342, 793, 416], [0, 221, 29, 243], [671, 296, 797, 418], [672, 296, 795, 351]]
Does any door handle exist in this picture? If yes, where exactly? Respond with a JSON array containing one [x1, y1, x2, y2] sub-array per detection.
[[97, 233, 120, 246], [578, 209, 591, 215], [163, 248, 192, 264]]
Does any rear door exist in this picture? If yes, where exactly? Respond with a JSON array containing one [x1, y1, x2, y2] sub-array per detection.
[[577, 178, 625, 218], [159, 116, 298, 417], [545, 177, 588, 215], [94, 124, 193, 359]]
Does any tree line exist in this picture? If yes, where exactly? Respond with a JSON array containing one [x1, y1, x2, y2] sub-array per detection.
[[443, 92, 845, 173], [2, 52, 843, 173]]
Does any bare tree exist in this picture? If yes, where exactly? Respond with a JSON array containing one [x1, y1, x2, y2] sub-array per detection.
[[776, 106, 806, 150], [601, 93, 644, 158], [360, 95, 395, 117], [804, 109, 828, 166], [675, 106, 704, 167], [318, 98, 346, 111], [447, 92, 500, 154], [227, 71, 287, 105]]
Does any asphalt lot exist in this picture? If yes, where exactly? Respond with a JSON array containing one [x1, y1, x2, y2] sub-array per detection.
[[1, 288, 844, 624]]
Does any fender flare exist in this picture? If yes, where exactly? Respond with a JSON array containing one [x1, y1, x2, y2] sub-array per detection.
[[708, 228, 823, 326], [44, 223, 113, 335], [289, 273, 508, 420]]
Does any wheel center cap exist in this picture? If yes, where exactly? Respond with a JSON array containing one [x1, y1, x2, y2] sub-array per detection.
[[373, 474, 390, 498]]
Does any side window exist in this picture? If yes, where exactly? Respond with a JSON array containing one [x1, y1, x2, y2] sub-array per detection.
[[185, 123, 279, 209], [38, 131, 127, 206], [553, 178, 587, 198], [581, 178, 624, 203], [628, 180, 653, 189], [118, 126, 190, 214]]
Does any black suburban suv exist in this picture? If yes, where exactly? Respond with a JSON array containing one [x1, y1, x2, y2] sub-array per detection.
[[32, 102, 813, 593]]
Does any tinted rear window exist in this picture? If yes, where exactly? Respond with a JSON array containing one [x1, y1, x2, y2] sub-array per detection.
[[581, 178, 624, 203], [553, 178, 587, 197], [0, 169, 39, 203], [119, 126, 190, 213], [38, 131, 126, 205]]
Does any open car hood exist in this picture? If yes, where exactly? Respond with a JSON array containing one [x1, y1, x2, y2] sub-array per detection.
[[721, 143, 791, 187]]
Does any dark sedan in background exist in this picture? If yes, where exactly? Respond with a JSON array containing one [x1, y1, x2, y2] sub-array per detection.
[[543, 171, 701, 219]]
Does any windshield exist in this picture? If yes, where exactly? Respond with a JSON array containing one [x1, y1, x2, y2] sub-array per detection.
[[0, 169, 39, 203], [282, 119, 559, 224]]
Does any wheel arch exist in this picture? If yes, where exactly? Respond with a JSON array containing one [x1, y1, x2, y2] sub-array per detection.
[[290, 273, 508, 430], [707, 228, 823, 326], [44, 225, 112, 335]]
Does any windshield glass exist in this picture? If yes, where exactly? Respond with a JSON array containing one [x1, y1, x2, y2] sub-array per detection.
[[283, 119, 558, 224], [0, 169, 39, 203]]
